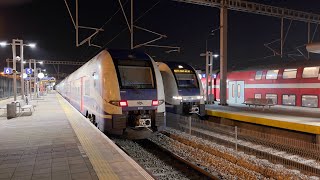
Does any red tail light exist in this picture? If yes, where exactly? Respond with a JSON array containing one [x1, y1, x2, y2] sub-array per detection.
[[152, 100, 159, 106], [119, 100, 128, 107]]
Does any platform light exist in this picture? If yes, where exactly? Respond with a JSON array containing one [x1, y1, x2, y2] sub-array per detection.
[[39, 61, 43, 64], [0, 41, 7, 47], [213, 54, 219, 58], [22, 73, 28, 79], [178, 65, 184, 69], [27, 43, 36, 48], [38, 72, 44, 79]]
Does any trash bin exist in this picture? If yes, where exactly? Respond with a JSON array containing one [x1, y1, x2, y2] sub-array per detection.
[[7, 103, 17, 119]]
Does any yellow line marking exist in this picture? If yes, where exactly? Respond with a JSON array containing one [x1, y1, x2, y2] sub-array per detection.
[[206, 110, 320, 135], [57, 94, 119, 180]]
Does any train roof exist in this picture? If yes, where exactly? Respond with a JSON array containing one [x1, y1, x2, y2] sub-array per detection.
[[230, 59, 320, 72], [160, 61, 195, 70], [107, 49, 151, 61]]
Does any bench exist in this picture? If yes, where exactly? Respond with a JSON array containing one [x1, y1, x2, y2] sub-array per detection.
[[13, 99, 36, 113], [243, 98, 274, 110]]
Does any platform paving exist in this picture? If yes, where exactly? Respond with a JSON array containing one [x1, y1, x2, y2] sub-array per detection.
[[0, 92, 153, 180]]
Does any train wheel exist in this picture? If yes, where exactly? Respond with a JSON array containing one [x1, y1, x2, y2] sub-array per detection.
[[92, 115, 97, 126]]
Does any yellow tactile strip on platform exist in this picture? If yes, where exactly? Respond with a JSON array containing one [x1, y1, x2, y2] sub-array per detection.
[[57, 93, 154, 180], [57, 94, 119, 180], [206, 110, 320, 135]]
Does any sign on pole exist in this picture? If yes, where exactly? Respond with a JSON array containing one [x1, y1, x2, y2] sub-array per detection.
[[4, 67, 13, 74], [25, 68, 33, 75]]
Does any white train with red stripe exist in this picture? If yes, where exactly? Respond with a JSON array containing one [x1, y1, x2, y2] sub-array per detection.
[[201, 65, 320, 108], [56, 49, 165, 138]]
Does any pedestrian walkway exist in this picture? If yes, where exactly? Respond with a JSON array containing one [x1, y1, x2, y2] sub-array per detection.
[[0, 92, 153, 180]]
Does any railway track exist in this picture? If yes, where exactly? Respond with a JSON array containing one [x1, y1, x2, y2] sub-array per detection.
[[164, 115, 320, 178], [110, 136, 214, 180]]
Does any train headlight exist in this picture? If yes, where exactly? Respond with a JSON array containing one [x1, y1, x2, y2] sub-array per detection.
[[173, 96, 182, 100], [196, 96, 203, 99]]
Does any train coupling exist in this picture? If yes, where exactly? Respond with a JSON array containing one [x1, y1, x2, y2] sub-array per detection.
[[190, 106, 200, 114], [135, 115, 152, 128]]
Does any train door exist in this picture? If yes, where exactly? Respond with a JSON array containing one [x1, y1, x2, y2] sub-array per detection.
[[228, 81, 245, 104], [236, 81, 245, 103], [228, 81, 236, 103]]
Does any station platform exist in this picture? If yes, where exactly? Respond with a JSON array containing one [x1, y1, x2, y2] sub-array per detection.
[[0, 92, 153, 180], [206, 103, 320, 142]]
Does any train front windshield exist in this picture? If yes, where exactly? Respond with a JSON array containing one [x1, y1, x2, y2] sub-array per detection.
[[117, 60, 155, 89], [174, 70, 199, 88]]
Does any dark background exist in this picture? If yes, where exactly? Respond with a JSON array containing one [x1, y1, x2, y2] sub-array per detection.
[[0, 0, 319, 75]]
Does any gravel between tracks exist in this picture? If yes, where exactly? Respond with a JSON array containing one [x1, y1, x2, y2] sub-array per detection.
[[149, 128, 320, 180]]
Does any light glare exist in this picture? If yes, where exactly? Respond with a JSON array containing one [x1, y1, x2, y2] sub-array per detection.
[[28, 43, 36, 48], [0, 42, 7, 47]]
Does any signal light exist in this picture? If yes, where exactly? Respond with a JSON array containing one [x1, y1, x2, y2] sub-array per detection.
[[109, 100, 128, 107], [119, 100, 128, 107], [152, 100, 159, 106]]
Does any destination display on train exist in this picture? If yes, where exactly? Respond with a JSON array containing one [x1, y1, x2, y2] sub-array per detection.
[[174, 69, 191, 73]]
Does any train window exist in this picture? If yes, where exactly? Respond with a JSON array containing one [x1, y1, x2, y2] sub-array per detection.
[[302, 95, 318, 108], [266, 94, 277, 104], [302, 67, 320, 78], [232, 84, 235, 97], [255, 71, 263, 80], [118, 66, 154, 89], [283, 69, 297, 79], [254, 94, 261, 99], [175, 72, 199, 88], [85, 80, 90, 96], [282, 94, 296, 106], [266, 70, 279, 80], [237, 84, 241, 98]]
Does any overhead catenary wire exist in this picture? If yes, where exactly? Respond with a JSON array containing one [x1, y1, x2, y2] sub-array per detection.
[[102, 0, 161, 47]]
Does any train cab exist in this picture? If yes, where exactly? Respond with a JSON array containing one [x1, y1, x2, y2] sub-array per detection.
[[157, 61, 205, 116]]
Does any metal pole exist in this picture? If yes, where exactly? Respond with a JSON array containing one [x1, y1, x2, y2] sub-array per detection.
[[209, 52, 213, 104], [29, 60, 32, 99], [235, 126, 238, 151], [281, 17, 284, 58], [12, 39, 17, 101], [20, 40, 24, 100], [34, 60, 37, 98], [205, 51, 209, 104], [130, 0, 134, 49], [219, 1, 228, 106], [308, 22, 310, 60], [37, 68, 40, 97], [76, 0, 79, 47], [188, 116, 192, 135]]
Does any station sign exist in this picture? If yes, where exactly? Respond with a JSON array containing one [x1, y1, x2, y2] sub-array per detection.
[[40, 77, 56, 83], [4, 67, 13, 75], [25, 68, 33, 75]]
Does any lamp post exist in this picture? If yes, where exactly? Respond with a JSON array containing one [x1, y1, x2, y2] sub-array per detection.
[[0, 39, 36, 101], [200, 52, 219, 104]]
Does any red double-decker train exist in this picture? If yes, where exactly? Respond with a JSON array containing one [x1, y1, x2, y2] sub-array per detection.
[[201, 63, 320, 108]]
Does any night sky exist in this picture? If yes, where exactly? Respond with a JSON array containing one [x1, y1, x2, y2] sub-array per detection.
[[0, 0, 320, 76]]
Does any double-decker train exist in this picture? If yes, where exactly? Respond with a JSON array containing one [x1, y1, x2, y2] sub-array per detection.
[[158, 61, 205, 116], [201, 62, 320, 108], [56, 49, 165, 138]]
